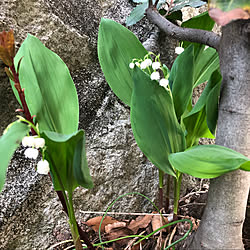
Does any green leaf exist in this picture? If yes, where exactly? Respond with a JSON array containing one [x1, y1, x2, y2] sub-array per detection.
[[126, 3, 148, 26], [169, 145, 250, 178], [98, 18, 148, 106], [169, 45, 194, 119], [171, 0, 206, 13], [0, 121, 29, 192], [11, 34, 79, 134], [130, 67, 186, 177], [183, 70, 221, 146], [193, 47, 220, 88], [206, 72, 222, 134], [42, 130, 93, 192]]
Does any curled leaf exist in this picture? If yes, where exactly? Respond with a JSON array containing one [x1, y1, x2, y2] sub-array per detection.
[[0, 30, 15, 66]]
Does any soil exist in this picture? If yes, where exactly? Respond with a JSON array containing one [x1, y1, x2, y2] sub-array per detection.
[[50, 184, 250, 250]]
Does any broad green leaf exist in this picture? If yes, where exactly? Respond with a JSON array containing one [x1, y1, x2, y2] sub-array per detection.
[[206, 73, 221, 134], [11, 34, 79, 134], [98, 18, 148, 106], [126, 3, 148, 26], [183, 70, 221, 146], [208, 0, 249, 11], [42, 130, 93, 192], [131, 67, 186, 177], [169, 145, 250, 178], [127, 0, 166, 26], [169, 45, 194, 119], [181, 12, 219, 87], [0, 121, 29, 192], [193, 47, 220, 88]]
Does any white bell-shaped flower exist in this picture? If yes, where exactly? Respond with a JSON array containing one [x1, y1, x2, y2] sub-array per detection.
[[37, 160, 50, 175], [22, 136, 36, 147], [159, 79, 169, 88], [150, 71, 160, 81], [24, 148, 39, 159], [175, 47, 184, 55], [129, 62, 135, 69], [34, 138, 45, 149], [141, 59, 152, 69], [152, 61, 161, 70]]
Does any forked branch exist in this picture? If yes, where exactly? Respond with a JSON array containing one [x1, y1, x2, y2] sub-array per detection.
[[146, 7, 220, 50]]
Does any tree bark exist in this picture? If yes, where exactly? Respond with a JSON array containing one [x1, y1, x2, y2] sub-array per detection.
[[189, 19, 250, 249]]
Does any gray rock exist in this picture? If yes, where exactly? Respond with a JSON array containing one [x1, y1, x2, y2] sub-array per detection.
[[0, 0, 199, 249]]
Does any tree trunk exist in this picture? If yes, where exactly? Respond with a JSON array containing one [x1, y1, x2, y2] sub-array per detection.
[[190, 19, 250, 249]]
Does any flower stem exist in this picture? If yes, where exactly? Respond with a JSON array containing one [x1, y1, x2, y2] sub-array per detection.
[[173, 172, 182, 216], [68, 191, 83, 250], [159, 169, 164, 209]]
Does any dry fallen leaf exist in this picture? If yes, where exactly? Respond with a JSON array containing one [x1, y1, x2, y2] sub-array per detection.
[[105, 221, 127, 233], [151, 215, 169, 235], [128, 215, 153, 234], [107, 227, 134, 248], [209, 8, 250, 26], [85, 216, 119, 232]]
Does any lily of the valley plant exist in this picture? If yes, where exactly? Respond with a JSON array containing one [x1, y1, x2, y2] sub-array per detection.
[[97, 18, 250, 217], [0, 30, 95, 250]]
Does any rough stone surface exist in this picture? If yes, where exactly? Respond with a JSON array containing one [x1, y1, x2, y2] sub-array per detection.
[[0, 1, 200, 249]]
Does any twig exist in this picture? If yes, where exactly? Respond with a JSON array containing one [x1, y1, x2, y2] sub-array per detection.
[[180, 203, 206, 208], [79, 210, 171, 217], [146, 7, 220, 50], [179, 190, 207, 203], [124, 230, 146, 250], [154, 0, 159, 8], [168, 225, 177, 249]]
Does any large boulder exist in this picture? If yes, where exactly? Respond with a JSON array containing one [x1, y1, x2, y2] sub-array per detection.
[[0, 0, 197, 248]]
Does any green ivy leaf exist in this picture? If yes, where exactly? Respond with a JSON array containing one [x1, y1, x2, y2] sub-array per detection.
[[169, 145, 250, 178], [98, 18, 148, 106], [42, 130, 93, 192], [11, 35, 79, 134], [131, 67, 186, 177], [0, 121, 29, 192]]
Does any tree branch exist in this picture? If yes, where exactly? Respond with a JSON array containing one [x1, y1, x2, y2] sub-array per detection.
[[146, 7, 221, 50]]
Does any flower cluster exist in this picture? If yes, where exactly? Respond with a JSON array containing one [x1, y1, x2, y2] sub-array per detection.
[[129, 52, 170, 89], [22, 136, 50, 175]]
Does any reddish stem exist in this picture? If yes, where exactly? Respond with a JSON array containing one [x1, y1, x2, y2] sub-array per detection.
[[10, 63, 36, 135]]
